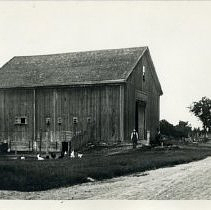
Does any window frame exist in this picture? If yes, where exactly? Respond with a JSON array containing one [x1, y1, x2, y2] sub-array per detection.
[[14, 116, 28, 125]]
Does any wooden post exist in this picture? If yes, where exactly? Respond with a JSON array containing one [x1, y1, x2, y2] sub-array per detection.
[[46, 126, 50, 155], [147, 131, 150, 145], [39, 128, 42, 153], [68, 141, 71, 156], [72, 120, 77, 152], [59, 123, 61, 151], [33, 88, 36, 152], [119, 85, 124, 142], [53, 90, 57, 143], [28, 140, 30, 152]]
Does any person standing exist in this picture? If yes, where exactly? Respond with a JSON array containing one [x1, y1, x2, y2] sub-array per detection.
[[131, 129, 138, 149], [155, 128, 162, 146]]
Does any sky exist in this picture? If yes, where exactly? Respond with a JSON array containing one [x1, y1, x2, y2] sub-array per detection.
[[0, 1, 211, 129]]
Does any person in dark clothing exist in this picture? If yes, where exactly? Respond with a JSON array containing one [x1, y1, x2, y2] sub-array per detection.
[[155, 129, 162, 146], [131, 129, 138, 148]]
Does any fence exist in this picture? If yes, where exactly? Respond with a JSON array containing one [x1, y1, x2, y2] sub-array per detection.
[[0, 129, 91, 153]]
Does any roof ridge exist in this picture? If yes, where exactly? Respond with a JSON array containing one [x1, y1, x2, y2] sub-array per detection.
[[12, 46, 148, 58]]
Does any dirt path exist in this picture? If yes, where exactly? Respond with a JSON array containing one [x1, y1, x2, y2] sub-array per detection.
[[1, 157, 211, 200]]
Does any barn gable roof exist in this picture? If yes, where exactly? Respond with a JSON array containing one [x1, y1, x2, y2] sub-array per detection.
[[0, 46, 162, 93]]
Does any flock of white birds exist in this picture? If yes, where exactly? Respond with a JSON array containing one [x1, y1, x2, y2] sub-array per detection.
[[19, 150, 83, 161]]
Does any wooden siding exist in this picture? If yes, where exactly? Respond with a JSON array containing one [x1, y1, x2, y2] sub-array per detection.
[[0, 89, 34, 150], [142, 52, 160, 139], [0, 85, 121, 151], [124, 50, 161, 141]]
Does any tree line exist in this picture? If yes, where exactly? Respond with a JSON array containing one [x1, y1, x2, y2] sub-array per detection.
[[160, 120, 192, 139], [160, 96, 211, 139]]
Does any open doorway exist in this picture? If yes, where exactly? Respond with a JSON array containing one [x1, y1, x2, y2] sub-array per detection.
[[135, 101, 146, 140], [62, 141, 69, 153]]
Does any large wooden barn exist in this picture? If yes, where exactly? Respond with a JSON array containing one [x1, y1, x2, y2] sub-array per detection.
[[0, 47, 162, 152]]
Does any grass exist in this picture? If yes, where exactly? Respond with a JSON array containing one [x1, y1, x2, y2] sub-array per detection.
[[0, 145, 211, 192]]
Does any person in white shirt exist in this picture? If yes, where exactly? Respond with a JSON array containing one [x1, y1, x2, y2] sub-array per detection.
[[131, 129, 138, 148]]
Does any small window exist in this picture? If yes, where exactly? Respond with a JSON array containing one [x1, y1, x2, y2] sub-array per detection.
[[15, 116, 27, 125], [15, 117, 21, 125], [87, 117, 91, 123], [73, 117, 78, 124], [21, 117, 27, 124], [143, 65, 146, 82], [46, 118, 50, 126], [57, 117, 62, 125]]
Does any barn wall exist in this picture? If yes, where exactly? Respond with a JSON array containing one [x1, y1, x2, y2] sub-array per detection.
[[35, 85, 120, 151], [0, 89, 34, 151], [124, 76, 136, 140], [142, 52, 161, 140], [124, 51, 161, 141], [0, 84, 121, 151]]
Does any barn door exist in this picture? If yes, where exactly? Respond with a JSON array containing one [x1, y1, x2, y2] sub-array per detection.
[[135, 101, 146, 140], [62, 141, 69, 153]]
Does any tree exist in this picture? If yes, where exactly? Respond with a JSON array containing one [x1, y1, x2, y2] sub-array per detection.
[[160, 119, 174, 136], [160, 119, 192, 139], [175, 121, 191, 138], [189, 97, 211, 132], [192, 127, 201, 138]]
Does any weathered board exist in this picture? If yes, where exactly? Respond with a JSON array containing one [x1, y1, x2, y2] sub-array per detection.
[[123, 50, 161, 141], [0, 85, 121, 151]]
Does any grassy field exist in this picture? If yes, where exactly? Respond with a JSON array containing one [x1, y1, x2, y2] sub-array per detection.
[[0, 145, 211, 192]]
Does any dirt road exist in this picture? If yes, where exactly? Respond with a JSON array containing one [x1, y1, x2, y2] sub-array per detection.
[[1, 157, 211, 200]]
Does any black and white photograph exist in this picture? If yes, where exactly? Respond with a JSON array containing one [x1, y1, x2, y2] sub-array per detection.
[[0, 1, 211, 202]]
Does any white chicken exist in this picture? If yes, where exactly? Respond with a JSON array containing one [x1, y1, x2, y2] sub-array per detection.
[[37, 154, 44, 160], [70, 150, 75, 158], [78, 153, 83, 158]]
